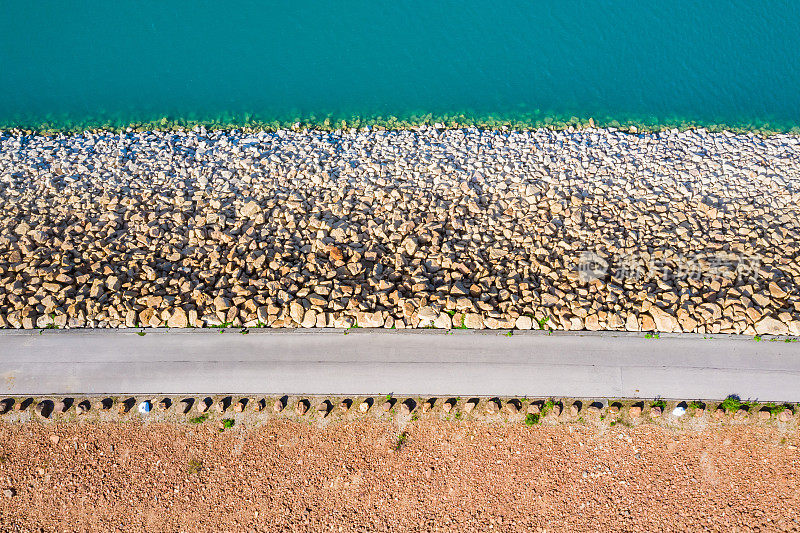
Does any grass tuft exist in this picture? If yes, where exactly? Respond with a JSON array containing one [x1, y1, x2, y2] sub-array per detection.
[[525, 413, 540, 426], [189, 413, 209, 424]]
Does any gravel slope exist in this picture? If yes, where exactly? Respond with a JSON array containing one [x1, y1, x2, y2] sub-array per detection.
[[1, 127, 799, 334], [0, 420, 798, 531]]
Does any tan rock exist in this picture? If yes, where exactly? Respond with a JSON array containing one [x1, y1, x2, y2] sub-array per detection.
[[515, 315, 533, 330], [239, 200, 261, 218], [289, 302, 305, 324], [167, 308, 188, 328], [464, 399, 477, 413], [649, 307, 678, 332], [769, 282, 788, 299], [433, 313, 452, 329], [584, 314, 600, 331], [464, 313, 483, 329], [443, 400, 455, 413], [417, 306, 438, 322], [755, 316, 788, 336], [301, 310, 317, 328]]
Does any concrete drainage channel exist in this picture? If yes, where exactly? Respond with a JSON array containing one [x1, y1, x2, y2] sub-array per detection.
[[1, 395, 798, 431]]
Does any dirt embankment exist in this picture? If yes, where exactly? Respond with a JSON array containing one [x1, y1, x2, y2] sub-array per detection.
[[0, 420, 798, 532]]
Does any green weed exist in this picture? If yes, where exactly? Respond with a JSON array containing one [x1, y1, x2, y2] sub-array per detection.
[[189, 413, 209, 424], [762, 403, 787, 415], [720, 396, 747, 414], [392, 431, 408, 451]]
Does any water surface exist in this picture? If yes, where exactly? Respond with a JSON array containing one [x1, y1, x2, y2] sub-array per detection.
[[1, 1, 799, 130]]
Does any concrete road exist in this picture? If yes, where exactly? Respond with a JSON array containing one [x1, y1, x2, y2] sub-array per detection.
[[0, 329, 799, 400]]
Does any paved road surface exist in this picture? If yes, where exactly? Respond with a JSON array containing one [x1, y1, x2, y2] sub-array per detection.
[[1, 329, 798, 400]]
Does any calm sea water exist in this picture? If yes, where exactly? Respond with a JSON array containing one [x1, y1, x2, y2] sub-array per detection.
[[1, 1, 799, 131]]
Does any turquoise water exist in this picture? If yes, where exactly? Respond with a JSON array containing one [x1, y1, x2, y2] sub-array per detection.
[[1, 1, 799, 131]]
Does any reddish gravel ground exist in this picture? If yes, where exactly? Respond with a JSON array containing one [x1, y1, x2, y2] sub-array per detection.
[[0, 420, 798, 532]]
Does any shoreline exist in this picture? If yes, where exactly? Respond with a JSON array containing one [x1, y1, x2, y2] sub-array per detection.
[[0, 126, 798, 335], [2, 115, 799, 137]]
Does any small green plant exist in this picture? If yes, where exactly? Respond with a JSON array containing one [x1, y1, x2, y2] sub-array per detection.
[[536, 316, 550, 330], [220, 418, 235, 430], [240, 328, 249, 334], [188, 459, 203, 474], [137, 330, 146, 336], [392, 431, 408, 451], [505, 330, 513, 337], [445, 309, 455, 317], [645, 333, 660, 339], [754, 335, 762, 342], [651, 399, 666, 410], [785, 338, 798, 343], [542, 399, 555, 415], [189, 413, 209, 424], [455, 314, 467, 329], [209, 322, 232, 329], [688, 400, 704, 410], [720, 396, 742, 414], [762, 403, 787, 415], [525, 413, 539, 426]]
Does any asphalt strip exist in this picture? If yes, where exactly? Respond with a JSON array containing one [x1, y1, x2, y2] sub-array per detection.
[[0, 329, 798, 400]]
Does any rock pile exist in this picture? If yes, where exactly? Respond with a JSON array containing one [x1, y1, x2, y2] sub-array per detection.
[[0, 126, 798, 334]]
